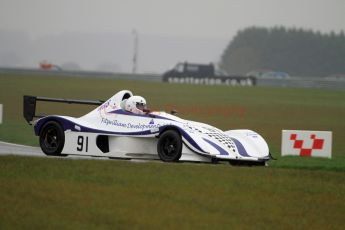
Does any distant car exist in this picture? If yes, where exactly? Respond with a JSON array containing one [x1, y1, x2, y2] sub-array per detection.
[[246, 70, 290, 79], [325, 74, 345, 81], [23, 90, 271, 165], [39, 60, 62, 71], [163, 62, 215, 79]]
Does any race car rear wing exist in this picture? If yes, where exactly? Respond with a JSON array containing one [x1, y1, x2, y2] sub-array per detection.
[[23, 95, 104, 124]]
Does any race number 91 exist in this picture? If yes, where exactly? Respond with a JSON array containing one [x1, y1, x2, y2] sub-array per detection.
[[77, 136, 88, 152]]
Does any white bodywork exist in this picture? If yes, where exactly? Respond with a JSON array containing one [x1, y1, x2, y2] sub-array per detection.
[[34, 90, 270, 163]]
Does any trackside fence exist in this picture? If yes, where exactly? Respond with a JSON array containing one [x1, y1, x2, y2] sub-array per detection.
[[1, 67, 344, 90]]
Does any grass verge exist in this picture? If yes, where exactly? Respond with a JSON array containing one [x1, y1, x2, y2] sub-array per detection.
[[1, 156, 345, 229]]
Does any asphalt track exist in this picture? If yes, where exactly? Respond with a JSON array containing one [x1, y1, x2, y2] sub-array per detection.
[[0, 141, 265, 166], [0, 141, 100, 160], [0, 141, 150, 162], [0, 141, 44, 157]]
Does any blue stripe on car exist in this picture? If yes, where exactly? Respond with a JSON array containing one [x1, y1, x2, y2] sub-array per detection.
[[230, 137, 251, 157], [178, 128, 207, 153], [202, 138, 228, 155]]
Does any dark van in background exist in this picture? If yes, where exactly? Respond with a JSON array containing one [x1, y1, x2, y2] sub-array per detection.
[[162, 62, 256, 86]]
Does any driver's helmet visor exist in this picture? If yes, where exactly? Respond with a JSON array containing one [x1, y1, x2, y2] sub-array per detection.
[[136, 102, 147, 111]]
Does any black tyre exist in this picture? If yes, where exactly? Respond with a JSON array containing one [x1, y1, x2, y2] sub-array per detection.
[[157, 130, 182, 162], [39, 121, 65, 156]]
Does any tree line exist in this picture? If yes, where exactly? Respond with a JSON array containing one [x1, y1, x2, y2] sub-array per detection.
[[219, 26, 345, 77]]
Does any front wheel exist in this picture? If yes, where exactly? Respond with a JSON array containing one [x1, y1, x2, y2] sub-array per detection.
[[157, 130, 182, 162], [39, 121, 65, 156]]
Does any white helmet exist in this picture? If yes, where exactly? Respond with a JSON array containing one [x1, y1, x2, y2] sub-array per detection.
[[125, 96, 147, 115]]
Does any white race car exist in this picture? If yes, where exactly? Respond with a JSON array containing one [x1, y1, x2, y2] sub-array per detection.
[[23, 90, 271, 165]]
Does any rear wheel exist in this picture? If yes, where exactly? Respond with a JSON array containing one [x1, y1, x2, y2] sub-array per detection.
[[157, 130, 182, 162], [39, 121, 65, 156]]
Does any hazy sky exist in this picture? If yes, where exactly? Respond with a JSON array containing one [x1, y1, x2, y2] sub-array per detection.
[[1, 0, 344, 39], [0, 0, 344, 72]]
